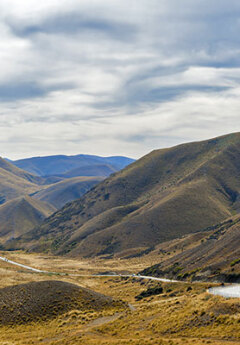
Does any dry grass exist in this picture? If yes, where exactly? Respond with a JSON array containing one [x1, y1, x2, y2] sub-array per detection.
[[0, 252, 239, 345]]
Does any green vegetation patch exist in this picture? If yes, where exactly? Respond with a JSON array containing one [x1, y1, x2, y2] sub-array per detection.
[[135, 284, 163, 300]]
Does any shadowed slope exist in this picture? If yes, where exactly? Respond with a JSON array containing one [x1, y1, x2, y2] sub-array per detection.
[[58, 164, 117, 178], [142, 215, 240, 282], [12, 133, 240, 257], [0, 196, 56, 243], [32, 176, 104, 209], [0, 280, 124, 325], [12, 155, 135, 177]]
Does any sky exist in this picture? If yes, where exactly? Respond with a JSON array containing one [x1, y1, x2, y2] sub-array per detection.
[[1, 0, 240, 159]]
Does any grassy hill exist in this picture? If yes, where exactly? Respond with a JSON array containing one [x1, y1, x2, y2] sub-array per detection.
[[0, 158, 45, 204], [141, 215, 240, 282], [12, 132, 240, 257], [0, 157, 44, 185], [0, 280, 124, 325], [0, 196, 56, 243], [32, 176, 104, 209], [12, 154, 135, 177], [0, 156, 133, 246]]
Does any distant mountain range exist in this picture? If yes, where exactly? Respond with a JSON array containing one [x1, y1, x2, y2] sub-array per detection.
[[10, 132, 240, 262], [10, 155, 135, 177], [0, 154, 134, 244]]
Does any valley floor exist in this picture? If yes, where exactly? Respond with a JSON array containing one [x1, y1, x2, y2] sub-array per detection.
[[0, 251, 240, 345]]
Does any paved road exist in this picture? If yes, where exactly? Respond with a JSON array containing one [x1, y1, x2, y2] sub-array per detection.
[[1, 254, 240, 298], [0, 255, 46, 273], [0, 255, 177, 282]]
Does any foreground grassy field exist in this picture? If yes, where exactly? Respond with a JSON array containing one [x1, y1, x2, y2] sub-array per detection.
[[0, 251, 240, 345]]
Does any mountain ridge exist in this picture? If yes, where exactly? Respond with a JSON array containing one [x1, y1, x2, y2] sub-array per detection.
[[10, 132, 240, 257], [11, 154, 135, 177], [0, 195, 56, 243]]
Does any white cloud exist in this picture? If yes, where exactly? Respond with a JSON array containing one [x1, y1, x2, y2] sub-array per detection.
[[0, 1, 239, 159]]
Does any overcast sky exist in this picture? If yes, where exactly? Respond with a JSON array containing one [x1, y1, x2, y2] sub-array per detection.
[[1, 0, 240, 159]]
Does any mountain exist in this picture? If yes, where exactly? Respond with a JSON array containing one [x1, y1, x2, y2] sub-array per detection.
[[0, 157, 44, 184], [141, 215, 240, 283], [12, 132, 240, 257], [0, 196, 56, 244], [58, 164, 117, 178], [0, 155, 134, 245], [32, 176, 104, 209], [12, 154, 135, 177], [0, 280, 124, 325], [0, 158, 45, 204]]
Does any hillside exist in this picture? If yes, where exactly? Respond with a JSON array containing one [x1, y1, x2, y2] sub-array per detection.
[[0, 280, 124, 325], [141, 215, 240, 282], [0, 196, 56, 243], [32, 176, 104, 209], [12, 132, 240, 257], [12, 154, 135, 177], [0, 158, 45, 204], [58, 164, 117, 178], [0, 157, 44, 185]]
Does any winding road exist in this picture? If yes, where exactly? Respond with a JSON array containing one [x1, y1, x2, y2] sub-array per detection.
[[1, 254, 240, 298], [0, 255, 45, 273]]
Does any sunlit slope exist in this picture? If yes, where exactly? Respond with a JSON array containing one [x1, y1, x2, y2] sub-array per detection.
[[0, 157, 44, 185], [14, 132, 240, 257], [0, 196, 56, 243], [0, 158, 44, 204], [32, 176, 104, 209]]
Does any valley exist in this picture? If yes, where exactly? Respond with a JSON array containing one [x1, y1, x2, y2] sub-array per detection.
[[7, 133, 240, 264], [1, 1, 240, 344], [0, 133, 240, 345], [0, 154, 133, 245], [0, 251, 240, 345]]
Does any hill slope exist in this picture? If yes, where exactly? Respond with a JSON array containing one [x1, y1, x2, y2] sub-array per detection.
[[32, 176, 104, 209], [0, 280, 124, 325], [12, 132, 240, 257], [0, 157, 44, 185], [12, 154, 135, 176], [0, 158, 45, 204], [141, 215, 240, 282], [58, 164, 117, 178], [0, 196, 56, 243]]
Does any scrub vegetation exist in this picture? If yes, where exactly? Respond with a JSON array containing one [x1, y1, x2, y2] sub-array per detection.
[[0, 252, 239, 345]]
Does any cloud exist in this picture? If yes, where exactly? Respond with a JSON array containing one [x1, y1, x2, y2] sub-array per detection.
[[0, 0, 239, 159]]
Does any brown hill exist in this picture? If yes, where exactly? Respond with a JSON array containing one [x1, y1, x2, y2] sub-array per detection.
[[0, 280, 124, 325], [141, 215, 240, 283], [12, 132, 240, 257], [0, 196, 56, 243], [0, 157, 44, 185], [32, 176, 104, 209], [0, 158, 44, 204]]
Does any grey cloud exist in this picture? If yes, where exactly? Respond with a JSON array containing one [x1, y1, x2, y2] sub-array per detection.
[[0, 1, 240, 159], [7, 12, 137, 41], [0, 82, 47, 101], [0, 81, 75, 102]]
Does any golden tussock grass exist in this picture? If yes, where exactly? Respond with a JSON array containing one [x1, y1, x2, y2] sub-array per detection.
[[0, 252, 239, 345]]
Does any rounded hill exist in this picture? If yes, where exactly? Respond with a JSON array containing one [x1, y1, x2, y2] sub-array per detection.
[[0, 280, 124, 325]]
